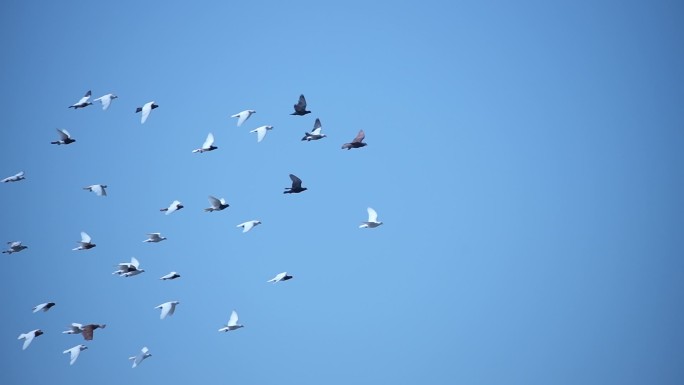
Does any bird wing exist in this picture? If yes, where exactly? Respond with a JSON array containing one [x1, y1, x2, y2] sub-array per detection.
[[82, 325, 94, 340], [294, 94, 307, 112], [367, 207, 378, 222], [251, 126, 267, 143], [311, 127, 322, 136], [69, 347, 81, 365], [149, 233, 161, 241], [21, 332, 35, 350], [289, 174, 302, 188], [14, 171, 24, 178], [166, 200, 180, 215], [57, 128, 70, 140], [158, 303, 172, 319], [208, 195, 221, 208], [239, 221, 254, 233], [353, 130, 365, 143], [233, 110, 252, 127], [91, 185, 105, 196], [202, 133, 214, 149], [228, 310, 239, 326], [141, 102, 152, 124], [94, 94, 112, 110], [131, 257, 140, 269], [80, 232, 91, 243]]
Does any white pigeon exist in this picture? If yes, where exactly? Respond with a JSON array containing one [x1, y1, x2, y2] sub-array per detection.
[[2, 171, 25, 183], [205, 195, 229, 212], [160, 200, 184, 215], [136, 101, 158, 124], [113, 257, 144, 277], [83, 184, 107, 196], [250, 125, 273, 143], [62, 323, 84, 335], [32, 302, 56, 313], [93, 93, 118, 110], [236, 220, 261, 233], [359, 207, 383, 228], [3, 241, 28, 254], [192, 133, 217, 153], [143, 233, 167, 243], [73, 232, 96, 251], [18, 329, 43, 350], [129, 346, 152, 368], [267, 272, 293, 283], [231, 110, 256, 127], [218, 310, 244, 332], [155, 301, 180, 320], [51, 128, 76, 145], [63, 344, 88, 365], [301, 118, 327, 141], [160, 271, 181, 280], [69, 90, 92, 109]]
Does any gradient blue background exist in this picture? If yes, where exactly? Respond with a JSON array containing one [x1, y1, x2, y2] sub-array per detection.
[[2, 1, 683, 384]]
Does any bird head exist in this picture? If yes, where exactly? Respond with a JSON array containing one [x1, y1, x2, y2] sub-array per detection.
[[35, 330, 44, 336], [151, 103, 159, 109]]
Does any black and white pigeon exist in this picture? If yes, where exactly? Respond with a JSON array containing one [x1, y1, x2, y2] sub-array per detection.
[[32, 302, 56, 313], [205, 195, 229, 212], [135, 101, 159, 124], [68, 90, 92, 109], [93, 93, 117, 110], [301, 118, 327, 141], [2, 171, 25, 183], [267, 272, 293, 283], [113, 257, 144, 277], [291, 94, 311, 116], [18, 329, 44, 350], [83, 184, 107, 196], [73, 232, 96, 251], [160, 200, 184, 215], [143, 233, 167, 243], [284, 174, 307, 194], [192, 133, 217, 153], [3, 241, 27, 254], [341, 130, 367, 150], [51, 129, 76, 145], [231, 110, 256, 127]]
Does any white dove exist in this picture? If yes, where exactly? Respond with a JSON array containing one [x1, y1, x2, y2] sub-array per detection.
[[2, 171, 25, 183], [250, 125, 273, 143], [83, 184, 107, 196], [129, 346, 152, 368], [3, 241, 27, 254], [236, 220, 261, 233], [231, 109, 255, 127], [136, 101, 158, 124], [192, 133, 218, 153], [93, 93, 118, 110], [62, 323, 84, 335], [160, 200, 184, 215], [267, 272, 293, 283], [18, 329, 43, 350], [155, 301, 180, 320], [218, 310, 243, 332], [160, 271, 181, 280], [32, 302, 56, 313], [73, 232, 96, 251], [68, 90, 92, 109], [113, 257, 144, 277], [359, 207, 383, 228], [205, 195, 229, 212], [63, 344, 88, 365], [143, 233, 167, 243]]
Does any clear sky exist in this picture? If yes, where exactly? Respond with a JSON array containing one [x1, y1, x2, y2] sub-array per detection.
[[2, 1, 683, 384]]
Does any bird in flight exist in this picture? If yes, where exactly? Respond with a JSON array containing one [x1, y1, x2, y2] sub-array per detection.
[[291, 94, 311, 116], [341, 130, 367, 150], [69, 90, 92, 109], [283, 174, 307, 194]]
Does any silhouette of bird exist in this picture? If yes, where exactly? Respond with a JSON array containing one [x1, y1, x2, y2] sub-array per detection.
[[129, 346, 152, 368], [63, 345, 87, 365], [192, 133, 218, 153], [135, 101, 159, 124], [205, 195, 229, 212], [72, 232, 96, 251], [2, 171, 25, 183], [160, 200, 184, 215], [301, 118, 327, 141], [218, 310, 244, 332], [267, 272, 293, 283], [3, 241, 27, 254], [32, 302, 56, 313], [93, 93, 117, 110], [291, 94, 311, 116], [341, 130, 367, 150], [231, 110, 256, 127], [284, 174, 307, 194], [18, 329, 43, 350], [51, 129, 76, 145]]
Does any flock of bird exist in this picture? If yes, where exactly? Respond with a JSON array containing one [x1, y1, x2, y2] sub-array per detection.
[[4, 89, 384, 368]]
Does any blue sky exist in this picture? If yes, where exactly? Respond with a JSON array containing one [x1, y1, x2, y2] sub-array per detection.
[[2, 0, 683, 384]]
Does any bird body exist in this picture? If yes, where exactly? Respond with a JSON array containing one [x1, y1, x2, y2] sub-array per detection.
[[2, 171, 25, 183], [160, 271, 181, 280], [160, 200, 184, 215], [32, 302, 56, 313], [267, 272, 293, 283], [81, 324, 106, 340], [51, 129, 76, 145], [143, 233, 167, 243]]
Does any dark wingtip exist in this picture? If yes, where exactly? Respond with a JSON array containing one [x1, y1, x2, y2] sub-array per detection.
[[135, 107, 142, 113]]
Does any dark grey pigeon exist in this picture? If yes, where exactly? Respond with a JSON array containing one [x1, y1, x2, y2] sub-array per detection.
[[290, 94, 311, 116], [81, 324, 106, 341], [51, 129, 76, 145], [284, 174, 307, 194], [301, 118, 327, 141], [341, 130, 367, 150], [69, 90, 92, 109]]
